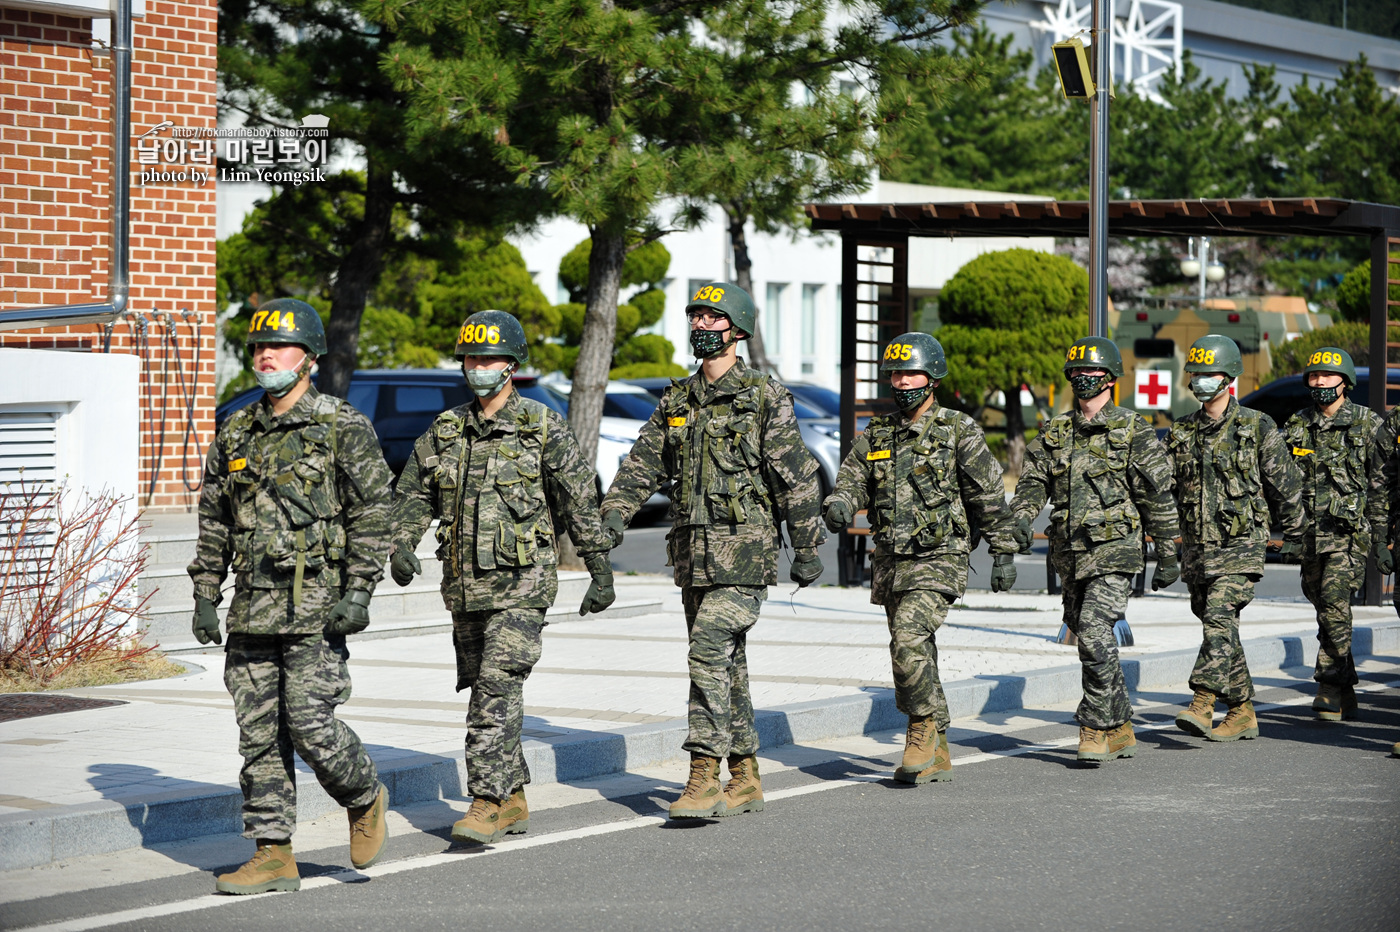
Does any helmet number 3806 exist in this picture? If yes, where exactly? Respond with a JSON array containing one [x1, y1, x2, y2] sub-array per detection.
[[457, 323, 502, 345], [1187, 346, 1218, 365]]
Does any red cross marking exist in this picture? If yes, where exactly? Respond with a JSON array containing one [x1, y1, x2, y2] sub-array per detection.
[[1141, 371, 1169, 405]]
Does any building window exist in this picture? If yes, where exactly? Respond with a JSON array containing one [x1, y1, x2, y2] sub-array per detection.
[[765, 283, 787, 354], [801, 284, 820, 356]]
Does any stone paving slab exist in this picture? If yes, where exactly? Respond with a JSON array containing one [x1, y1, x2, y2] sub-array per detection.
[[2, 573, 1397, 870]]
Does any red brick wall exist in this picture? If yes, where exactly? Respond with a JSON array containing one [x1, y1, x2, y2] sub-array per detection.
[[0, 2, 217, 512]]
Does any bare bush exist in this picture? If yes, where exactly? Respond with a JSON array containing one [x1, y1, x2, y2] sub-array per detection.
[[0, 477, 154, 688]]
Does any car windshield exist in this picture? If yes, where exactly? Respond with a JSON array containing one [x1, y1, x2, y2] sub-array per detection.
[[603, 392, 660, 420], [787, 384, 841, 418]]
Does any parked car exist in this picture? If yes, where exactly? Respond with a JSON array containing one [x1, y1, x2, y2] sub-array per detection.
[[214, 371, 626, 494], [1239, 367, 1400, 427], [537, 379, 669, 510]]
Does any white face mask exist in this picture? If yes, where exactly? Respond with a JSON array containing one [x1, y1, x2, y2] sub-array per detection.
[[1189, 374, 1228, 402], [254, 352, 309, 397], [464, 366, 512, 397]]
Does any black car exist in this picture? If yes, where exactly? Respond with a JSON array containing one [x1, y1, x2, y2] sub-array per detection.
[[1239, 367, 1400, 427], [215, 370, 566, 476]]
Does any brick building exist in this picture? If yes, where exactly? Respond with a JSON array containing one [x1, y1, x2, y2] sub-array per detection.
[[1, 0, 217, 512]]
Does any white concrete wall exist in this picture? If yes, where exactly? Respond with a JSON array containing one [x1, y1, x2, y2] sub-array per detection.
[[0, 348, 140, 506], [512, 179, 1056, 389]]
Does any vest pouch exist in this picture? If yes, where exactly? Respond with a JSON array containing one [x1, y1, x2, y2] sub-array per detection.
[[267, 526, 327, 572], [277, 457, 338, 528], [231, 530, 254, 572], [707, 473, 761, 524], [705, 416, 751, 474], [434, 522, 458, 577], [228, 467, 259, 530], [1219, 496, 1254, 537], [1085, 458, 1129, 507], [324, 523, 346, 562], [495, 454, 545, 520], [910, 452, 955, 509], [494, 517, 538, 567], [1327, 491, 1366, 531], [1083, 501, 1138, 543]]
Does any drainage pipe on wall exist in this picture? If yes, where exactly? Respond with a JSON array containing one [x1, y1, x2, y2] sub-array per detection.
[[0, 0, 130, 332]]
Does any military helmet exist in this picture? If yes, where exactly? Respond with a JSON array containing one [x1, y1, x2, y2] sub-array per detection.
[[879, 332, 948, 380], [454, 310, 529, 365], [245, 298, 327, 356], [1301, 346, 1356, 388], [1184, 334, 1244, 378], [1062, 336, 1123, 377], [686, 281, 757, 337]]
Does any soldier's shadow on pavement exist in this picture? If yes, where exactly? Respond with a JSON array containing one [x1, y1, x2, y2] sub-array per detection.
[[1251, 686, 1400, 757]]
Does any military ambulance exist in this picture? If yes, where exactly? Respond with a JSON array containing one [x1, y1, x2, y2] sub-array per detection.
[[1111, 296, 1333, 424]]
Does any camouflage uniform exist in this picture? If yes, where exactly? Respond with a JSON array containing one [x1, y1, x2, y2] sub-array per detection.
[[391, 390, 609, 801], [1287, 399, 1387, 688], [1012, 404, 1179, 729], [825, 405, 1018, 730], [602, 358, 824, 759], [189, 386, 392, 840], [1170, 397, 1305, 704]]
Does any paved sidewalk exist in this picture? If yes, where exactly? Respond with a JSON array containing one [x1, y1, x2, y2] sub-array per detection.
[[3, 571, 1398, 870]]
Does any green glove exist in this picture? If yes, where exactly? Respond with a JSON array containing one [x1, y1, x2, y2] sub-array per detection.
[[790, 548, 823, 588], [823, 500, 853, 533], [1278, 539, 1304, 565], [390, 547, 421, 587], [579, 552, 616, 615], [990, 553, 1017, 592], [191, 595, 221, 646], [326, 589, 372, 636], [1373, 537, 1394, 575], [1011, 516, 1034, 554], [601, 510, 627, 550]]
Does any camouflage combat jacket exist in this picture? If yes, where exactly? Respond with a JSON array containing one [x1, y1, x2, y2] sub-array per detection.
[[188, 386, 393, 635], [1284, 398, 1386, 555], [1378, 405, 1400, 547], [826, 405, 1017, 601], [602, 358, 824, 588], [1012, 403, 1179, 580], [1169, 397, 1305, 576], [391, 390, 610, 613]]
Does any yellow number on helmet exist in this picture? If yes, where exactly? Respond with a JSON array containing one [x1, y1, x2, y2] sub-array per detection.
[[487, 325, 500, 344], [266, 310, 281, 331], [901, 345, 912, 360], [1206, 349, 1216, 363], [693, 286, 712, 302], [711, 287, 724, 301], [282, 312, 296, 331]]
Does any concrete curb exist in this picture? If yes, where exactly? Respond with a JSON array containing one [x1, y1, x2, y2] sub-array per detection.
[[4, 620, 1398, 871]]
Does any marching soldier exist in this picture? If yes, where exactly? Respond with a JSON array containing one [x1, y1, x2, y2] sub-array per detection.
[[601, 281, 825, 819], [388, 310, 614, 844], [189, 298, 392, 894], [1285, 347, 1387, 722], [1011, 337, 1180, 763], [1169, 335, 1305, 741], [822, 333, 1019, 784]]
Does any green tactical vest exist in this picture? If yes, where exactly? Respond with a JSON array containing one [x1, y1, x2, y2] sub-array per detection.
[[862, 407, 971, 555], [414, 397, 554, 575], [658, 371, 774, 530], [1039, 408, 1143, 549], [223, 393, 347, 598], [1168, 407, 1268, 542], [1284, 403, 1377, 536]]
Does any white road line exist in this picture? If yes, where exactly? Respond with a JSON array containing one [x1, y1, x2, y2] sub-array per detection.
[[18, 679, 1398, 932]]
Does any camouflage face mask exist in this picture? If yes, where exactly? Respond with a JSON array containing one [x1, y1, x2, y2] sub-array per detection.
[[1068, 372, 1112, 401], [689, 326, 731, 359], [893, 385, 930, 411], [1309, 384, 1341, 406]]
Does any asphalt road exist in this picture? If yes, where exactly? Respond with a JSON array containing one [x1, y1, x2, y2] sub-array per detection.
[[8, 674, 1397, 932]]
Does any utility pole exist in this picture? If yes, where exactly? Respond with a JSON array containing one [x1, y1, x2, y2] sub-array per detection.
[[1088, 0, 1111, 337]]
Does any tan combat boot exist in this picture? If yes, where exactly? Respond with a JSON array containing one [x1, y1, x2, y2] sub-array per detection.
[[1340, 684, 1359, 720], [1313, 683, 1342, 722], [1077, 726, 1109, 762], [348, 783, 388, 869], [451, 790, 530, 844], [720, 754, 764, 816], [895, 715, 936, 781], [1175, 689, 1216, 737], [1106, 721, 1138, 759], [215, 841, 300, 895], [1209, 700, 1259, 741], [897, 724, 952, 784], [669, 755, 725, 819]]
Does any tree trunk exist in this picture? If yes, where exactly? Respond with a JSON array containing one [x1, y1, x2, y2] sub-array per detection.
[[1004, 381, 1027, 477], [321, 156, 395, 397], [572, 226, 625, 476], [725, 204, 774, 373]]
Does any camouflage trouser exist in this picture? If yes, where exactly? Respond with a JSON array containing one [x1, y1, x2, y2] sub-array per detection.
[[1301, 549, 1363, 687], [224, 633, 380, 841], [1061, 572, 1133, 730], [882, 589, 951, 729], [452, 607, 546, 801], [1185, 573, 1257, 705], [681, 584, 765, 759]]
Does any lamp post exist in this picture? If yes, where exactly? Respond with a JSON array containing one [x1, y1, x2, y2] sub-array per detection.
[[1180, 236, 1225, 302]]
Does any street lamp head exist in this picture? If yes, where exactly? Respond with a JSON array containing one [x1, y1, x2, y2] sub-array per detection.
[[1180, 258, 1202, 277], [1205, 262, 1226, 283]]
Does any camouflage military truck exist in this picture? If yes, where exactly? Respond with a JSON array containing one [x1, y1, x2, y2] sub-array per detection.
[[1112, 296, 1332, 424]]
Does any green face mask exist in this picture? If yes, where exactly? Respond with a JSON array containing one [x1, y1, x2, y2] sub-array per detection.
[[465, 366, 511, 397], [1069, 372, 1112, 401], [254, 353, 310, 397], [893, 385, 930, 411], [1189, 375, 1228, 403]]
